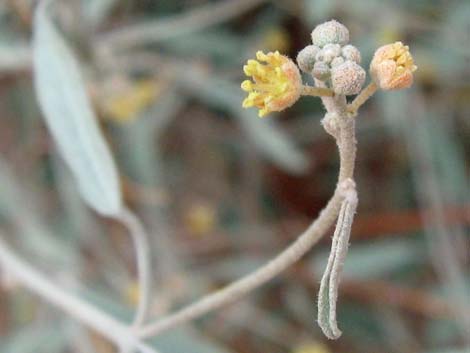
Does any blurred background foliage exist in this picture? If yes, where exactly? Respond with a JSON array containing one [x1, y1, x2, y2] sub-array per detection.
[[0, 0, 469, 352]]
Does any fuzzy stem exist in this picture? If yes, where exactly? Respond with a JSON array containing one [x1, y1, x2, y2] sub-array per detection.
[[137, 82, 357, 339], [301, 85, 334, 97], [314, 79, 356, 181], [0, 237, 158, 353], [118, 208, 152, 328], [347, 81, 378, 115]]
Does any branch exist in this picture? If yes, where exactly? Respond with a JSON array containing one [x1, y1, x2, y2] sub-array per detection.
[[301, 85, 334, 97], [0, 236, 158, 353], [137, 82, 357, 339], [347, 82, 378, 116], [96, 0, 268, 51], [118, 208, 152, 328]]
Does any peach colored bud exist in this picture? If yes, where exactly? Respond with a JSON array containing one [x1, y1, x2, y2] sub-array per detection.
[[370, 42, 417, 90]]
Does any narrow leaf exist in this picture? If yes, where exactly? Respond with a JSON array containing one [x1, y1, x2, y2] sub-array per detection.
[[318, 183, 358, 339], [32, 1, 122, 216]]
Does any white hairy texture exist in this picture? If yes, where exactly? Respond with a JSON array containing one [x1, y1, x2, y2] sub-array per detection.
[[312, 61, 331, 80], [311, 20, 350, 47], [341, 44, 362, 64], [297, 45, 321, 73], [331, 60, 366, 95], [318, 179, 358, 339], [331, 56, 345, 68], [321, 112, 341, 139]]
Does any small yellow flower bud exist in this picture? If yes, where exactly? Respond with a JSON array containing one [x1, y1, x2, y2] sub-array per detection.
[[370, 41, 417, 90], [241, 51, 302, 117]]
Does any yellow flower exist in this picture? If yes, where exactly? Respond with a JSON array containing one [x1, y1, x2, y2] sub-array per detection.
[[103, 80, 160, 123], [262, 28, 290, 53], [241, 51, 302, 117], [125, 281, 140, 306], [370, 41, 417, 90], [185, 202, 217, 237]]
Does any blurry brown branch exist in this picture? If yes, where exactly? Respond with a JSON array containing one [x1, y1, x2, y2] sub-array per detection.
[[96, 0, 269, 51], [352, 205, 470, 238], [341, 280, 458, 319]]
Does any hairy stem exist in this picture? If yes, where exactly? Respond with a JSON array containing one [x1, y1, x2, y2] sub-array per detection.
[[138, 82, 357, 339], [301, 85, 334, 97], [0, 237, 158, 353], [347, 81, 377, 115], [118, 208, 152, 328]]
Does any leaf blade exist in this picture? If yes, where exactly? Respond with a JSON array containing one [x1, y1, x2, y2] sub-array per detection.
[[32, 2, 122, 216]]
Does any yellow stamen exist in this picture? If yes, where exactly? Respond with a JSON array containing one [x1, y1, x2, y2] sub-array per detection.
[[240, 51, 302, 117]]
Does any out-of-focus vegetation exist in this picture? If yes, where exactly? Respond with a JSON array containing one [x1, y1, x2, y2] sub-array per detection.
[[0, 1, 469, 353]]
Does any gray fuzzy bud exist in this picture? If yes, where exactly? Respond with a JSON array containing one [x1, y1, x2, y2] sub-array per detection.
[[331, 56, 345, 68], [316, 44, 341, 63], [315, 50, 326, 63], [296, 45, 320, 73], [331, 60, 365, 95], [323, 43, 342, 57], [311, 20, 349, 48], [312, 61, 330, 80], [341, 45, 361, 64]]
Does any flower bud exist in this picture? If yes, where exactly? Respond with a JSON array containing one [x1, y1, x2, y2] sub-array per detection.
[[370, 41, 417, 90], [311, 20, 349, 48], [323, 44, 342, 57], [315, 44, 341, 64], [312, 61, 330, 80], [296, 45, 320, 73], [331, 56, 345, 68], [341, 45, 361, 64], [331, 60, 365, 95]]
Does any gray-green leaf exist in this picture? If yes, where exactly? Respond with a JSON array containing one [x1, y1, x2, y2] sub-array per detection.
[[318, 183, 358, 339], [33, 1, 122, 216]]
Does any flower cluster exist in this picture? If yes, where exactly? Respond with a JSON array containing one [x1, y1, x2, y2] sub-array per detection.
[[241, 51, 302, 117], [297, 20, 365, 95], [237, 19, 419, 344], [240, 20, 417, 117]]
